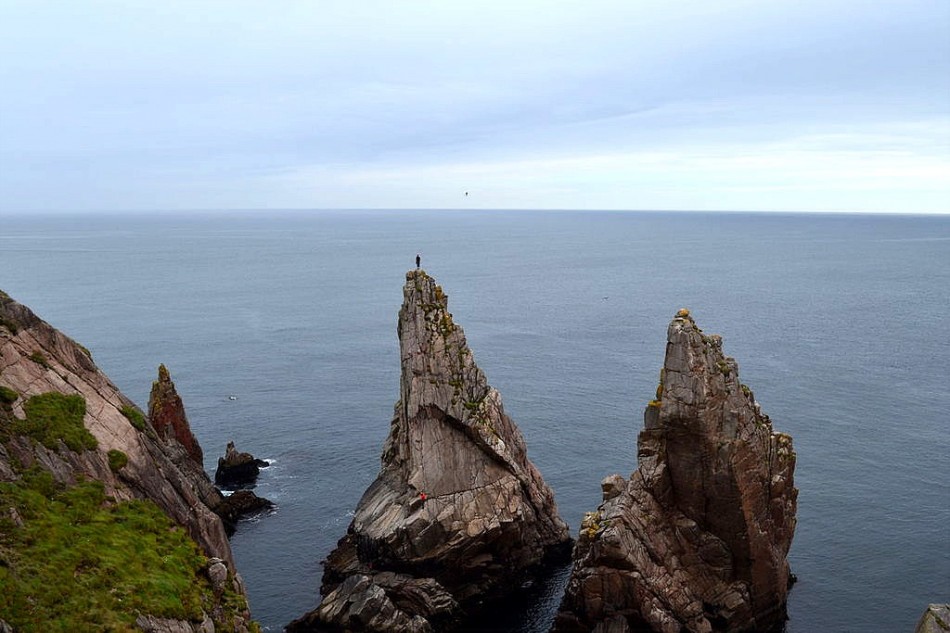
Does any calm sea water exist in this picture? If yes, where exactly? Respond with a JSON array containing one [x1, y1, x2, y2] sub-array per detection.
[[0, 210, 947, 632]]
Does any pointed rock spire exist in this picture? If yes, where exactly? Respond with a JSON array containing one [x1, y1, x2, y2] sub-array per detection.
[[292, 269, 570, 631], [147, 364, 203, 466], [556, 309, 798, 633]]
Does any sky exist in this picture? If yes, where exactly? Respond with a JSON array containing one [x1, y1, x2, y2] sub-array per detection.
[[0, 1, 948, 214]]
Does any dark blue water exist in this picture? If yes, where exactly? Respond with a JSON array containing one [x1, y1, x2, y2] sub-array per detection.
[[0, 210, 947, 632]]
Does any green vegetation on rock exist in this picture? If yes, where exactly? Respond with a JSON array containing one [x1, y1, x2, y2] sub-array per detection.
[[14, 393, 97, 452], [0, 469, 253, 632], [0, 314, 18, 335], [28, 351, 50, 369], [107, 449, 128, 473], [0, 385, 18, 405], [120, 405, 146, 431]]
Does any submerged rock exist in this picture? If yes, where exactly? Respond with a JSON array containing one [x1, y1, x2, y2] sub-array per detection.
[[214, 440, 269, 488], [556, 309, 798, 633], [291, 269, 571, 631], [215, 489, 275, 536]]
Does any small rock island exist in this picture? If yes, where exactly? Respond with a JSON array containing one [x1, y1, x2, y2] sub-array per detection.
[[289, 270, 571, 631], [215, 440, 269, 488], [555, 309, 798, 633]]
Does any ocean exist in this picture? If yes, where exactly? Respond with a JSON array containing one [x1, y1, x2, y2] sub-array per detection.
[[0, 210, 947, 632]]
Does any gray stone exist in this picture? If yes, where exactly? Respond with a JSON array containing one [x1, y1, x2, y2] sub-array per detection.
[[135, 615, 197, 633], [290, 269, 570, 630], [207, 559, 229, 593], [556, 309, 798, 632], [915, 604, 950, 633]]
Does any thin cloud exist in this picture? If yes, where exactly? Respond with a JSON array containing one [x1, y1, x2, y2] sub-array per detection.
[[0, 0, 947, 212]]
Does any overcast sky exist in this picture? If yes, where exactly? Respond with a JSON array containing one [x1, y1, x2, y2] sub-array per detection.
[[1, 1, 948, 213]]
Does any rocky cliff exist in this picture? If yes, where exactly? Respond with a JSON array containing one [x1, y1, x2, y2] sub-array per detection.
[[290, 269, 571, 631], [555, 309, 798, 633], [0, 289, 254, 631]]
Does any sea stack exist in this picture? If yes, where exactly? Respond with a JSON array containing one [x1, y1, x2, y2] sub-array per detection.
[[290, 269, 571, 631], [215, 440, 269, 488], [148, 363, 203, 466], [555, 309, 798, 633]]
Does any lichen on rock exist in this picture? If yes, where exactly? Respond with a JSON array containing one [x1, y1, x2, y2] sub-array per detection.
[[555, 310, 798, 633]]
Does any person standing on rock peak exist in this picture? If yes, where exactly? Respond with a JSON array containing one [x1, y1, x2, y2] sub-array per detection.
[[415, 253, 421, 268]]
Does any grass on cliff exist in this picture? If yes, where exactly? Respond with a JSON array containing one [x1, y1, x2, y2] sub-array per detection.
[[0, 469, 250, 632], [13, 392, 97, 452], [119, 404, 146, 431]]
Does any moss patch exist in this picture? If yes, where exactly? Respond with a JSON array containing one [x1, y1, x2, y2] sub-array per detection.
[[28, 351, 50, 369], [107, 449, 128, 473], [0, 385, 18, 405], [120, 405, 146, 431], [0, 469, 253, 631], [0, 314, 18, 335], [14, 393, 97, 452]]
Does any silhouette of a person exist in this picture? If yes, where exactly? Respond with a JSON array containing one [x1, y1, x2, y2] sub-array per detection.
[[415, 254, 421, 268]]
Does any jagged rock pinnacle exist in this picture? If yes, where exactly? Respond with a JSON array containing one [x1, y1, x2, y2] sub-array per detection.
[[147, 363, 203, 466], [556, 310, 798, 633], [290, 269, 570, 632]]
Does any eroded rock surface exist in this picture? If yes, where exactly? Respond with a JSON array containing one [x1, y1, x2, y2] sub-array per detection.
[[291, 270, 571, 631], [0, 289, 253, 629], [148, 363, 203, 466], [556, 309, 798, 633]]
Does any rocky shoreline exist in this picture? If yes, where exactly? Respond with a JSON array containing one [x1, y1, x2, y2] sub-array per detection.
[[1, 273, 804, 633]]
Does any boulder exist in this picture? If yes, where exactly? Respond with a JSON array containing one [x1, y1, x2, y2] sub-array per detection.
[[291, 269, 571, 630], [214, 440, 269, 488], [555, 309, 798, 632]]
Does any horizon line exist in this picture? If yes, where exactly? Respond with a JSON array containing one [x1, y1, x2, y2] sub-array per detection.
[[0, 207, 948, 217]]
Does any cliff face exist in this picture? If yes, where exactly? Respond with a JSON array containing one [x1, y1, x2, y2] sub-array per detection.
[[556, 310, 798, 633], [291, 270, 571, 631], [0, 289, 253, 631]]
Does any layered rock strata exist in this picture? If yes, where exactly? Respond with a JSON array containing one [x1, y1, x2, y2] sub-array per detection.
[[290, 269, 571, 631], [0, 289, 253, 630], [556, 309, 798, 633]]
